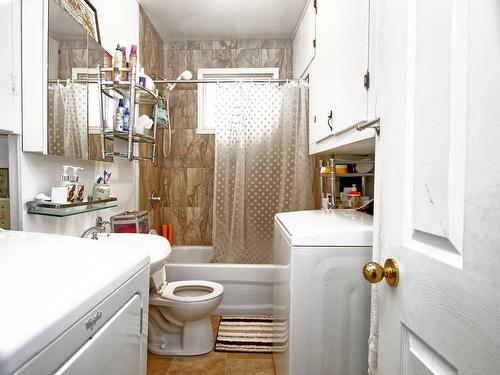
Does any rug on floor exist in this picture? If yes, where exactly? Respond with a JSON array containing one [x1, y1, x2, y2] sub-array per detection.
[[214, 315, 287, 353]]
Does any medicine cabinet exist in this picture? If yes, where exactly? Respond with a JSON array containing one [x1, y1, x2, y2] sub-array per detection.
[[22, 0, 113, 162]]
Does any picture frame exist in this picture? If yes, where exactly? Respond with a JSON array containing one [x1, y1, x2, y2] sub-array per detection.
[[55, 0, 101, 45]]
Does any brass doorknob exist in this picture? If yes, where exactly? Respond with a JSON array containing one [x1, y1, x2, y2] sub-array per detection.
[[363, 258, 399, 287]]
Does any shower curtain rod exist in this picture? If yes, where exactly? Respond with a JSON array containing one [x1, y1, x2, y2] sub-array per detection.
[[153, 79, 300, 84]]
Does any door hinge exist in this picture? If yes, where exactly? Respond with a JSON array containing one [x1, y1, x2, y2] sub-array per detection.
[[313, 39, 316, 48], [313, 0, 317, 13], [364, 71, 370, 89]]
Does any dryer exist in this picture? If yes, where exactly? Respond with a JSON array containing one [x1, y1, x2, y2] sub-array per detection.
[[273, 210, 373, 375]]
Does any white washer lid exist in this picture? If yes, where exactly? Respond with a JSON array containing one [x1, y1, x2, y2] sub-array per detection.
[[161, 280, 223, 303], [275, 209, 374, 247]]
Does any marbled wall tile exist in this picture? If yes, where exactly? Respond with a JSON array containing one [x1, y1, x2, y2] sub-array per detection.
[[262, 39, 292, 49], [184, 207, 204, 245], [186, 168, 212, 207], [261, 49, 285, 77], [169, 90, 197, 129], [213, 49, 233, 68], [235, 49, 262, 68], [240, 40, 263, 49], [212, 40, 240, 50], [162, 168, 187, 206], [139, 6, 164, 76], [60, 39, 87, 49], [166, 41, 188, 50], [164, 50, 188, 80], [188, 50, 213, 73], [162, 207, 187, 245], [285, 48, 294, 78]]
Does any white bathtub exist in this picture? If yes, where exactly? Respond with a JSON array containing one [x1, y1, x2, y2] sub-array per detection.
[[165, 246, 274, 315]]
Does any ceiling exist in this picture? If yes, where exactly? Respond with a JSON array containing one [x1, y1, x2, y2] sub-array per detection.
[[139, 0, 309, 41]]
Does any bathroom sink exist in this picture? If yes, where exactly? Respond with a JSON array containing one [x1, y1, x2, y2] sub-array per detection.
[[96, 233, 171, 275]]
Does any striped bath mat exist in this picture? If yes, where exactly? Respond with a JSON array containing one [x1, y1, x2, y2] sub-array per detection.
[[215, 315, 287, 353]]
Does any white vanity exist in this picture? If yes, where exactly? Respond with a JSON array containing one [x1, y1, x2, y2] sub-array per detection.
[[273, 210, 373, 375], [0, 230, 151, 375]]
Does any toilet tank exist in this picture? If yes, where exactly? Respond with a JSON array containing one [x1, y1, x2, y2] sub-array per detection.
[[272, 210, 373, 375]]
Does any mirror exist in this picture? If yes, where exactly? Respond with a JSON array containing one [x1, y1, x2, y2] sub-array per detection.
[[47, 0, 113, 161]]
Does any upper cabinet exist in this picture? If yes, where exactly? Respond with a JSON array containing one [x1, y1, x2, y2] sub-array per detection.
[[306, 0, 374, 155], [293, 0, 316, 79], [22, 0, 113, 161]]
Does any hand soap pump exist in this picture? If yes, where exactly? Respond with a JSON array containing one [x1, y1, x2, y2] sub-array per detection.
[[51, 165, 71, 204], [69, 166, 84, 202]]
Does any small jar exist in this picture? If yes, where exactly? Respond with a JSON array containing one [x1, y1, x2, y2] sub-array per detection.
[[92, 183, 111, 201]]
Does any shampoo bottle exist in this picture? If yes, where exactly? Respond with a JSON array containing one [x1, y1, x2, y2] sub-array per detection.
[[114, 99, 124, 132], [113, 44, 122, 82]]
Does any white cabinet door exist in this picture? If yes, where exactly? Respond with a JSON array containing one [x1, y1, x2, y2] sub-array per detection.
[[374, 1, 500, 374], [310, 0, 370, 148], [0, 0, 21, 134], [292, 0, 316, 79], [55, 295, 143, 375]]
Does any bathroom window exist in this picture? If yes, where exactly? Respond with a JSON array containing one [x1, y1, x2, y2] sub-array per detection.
[[197, 68, 279, 134]]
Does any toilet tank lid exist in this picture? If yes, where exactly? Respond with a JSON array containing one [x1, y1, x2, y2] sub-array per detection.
[[275, 209, 373, 247]]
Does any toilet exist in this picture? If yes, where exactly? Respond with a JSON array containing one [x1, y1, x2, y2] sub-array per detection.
[[148, 279, 224, 356], [97, 233, 224, 356], [147, 252, 224, 356]]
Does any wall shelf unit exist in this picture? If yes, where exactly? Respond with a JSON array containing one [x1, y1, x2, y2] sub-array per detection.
[[98, 67, 159, 162], [26, 198, 118, 217]]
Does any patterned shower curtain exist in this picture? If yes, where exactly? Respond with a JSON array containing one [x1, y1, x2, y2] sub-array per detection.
[[212, 82, 314, 264], [48, 81, 88, 159]]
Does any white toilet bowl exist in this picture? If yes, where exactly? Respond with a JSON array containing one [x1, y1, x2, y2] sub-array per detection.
[[148, 280, 224, 356]]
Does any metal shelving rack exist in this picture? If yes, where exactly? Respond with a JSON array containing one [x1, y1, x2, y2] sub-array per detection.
[[97, 66, 159, 162], [320, 158, 375, 199]]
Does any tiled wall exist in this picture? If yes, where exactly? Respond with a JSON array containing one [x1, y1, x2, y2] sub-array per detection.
[[146, 39, 293, 246], [138, 6, 165, 229]]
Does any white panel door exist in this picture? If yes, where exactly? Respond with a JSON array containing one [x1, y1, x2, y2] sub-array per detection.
[[374, 0, 500, 374]]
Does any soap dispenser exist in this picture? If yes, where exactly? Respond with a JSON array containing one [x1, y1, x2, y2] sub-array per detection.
[[51, 165, 72, 204], [348, 184, 361, 209], [69, 166, 84, 202]]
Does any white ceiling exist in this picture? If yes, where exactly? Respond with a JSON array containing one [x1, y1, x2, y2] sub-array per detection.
[[139, 0, 309, 41]]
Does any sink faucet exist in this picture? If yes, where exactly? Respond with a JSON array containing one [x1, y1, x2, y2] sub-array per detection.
[[81, 217, 110, 239]]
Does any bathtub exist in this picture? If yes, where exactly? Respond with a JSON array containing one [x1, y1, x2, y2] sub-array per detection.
[[165, 246, 274, 315]]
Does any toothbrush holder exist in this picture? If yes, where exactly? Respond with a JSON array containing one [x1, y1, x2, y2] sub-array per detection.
[[92, 183, 111, 202]]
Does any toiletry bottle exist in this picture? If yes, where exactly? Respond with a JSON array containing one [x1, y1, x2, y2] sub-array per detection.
[[123, 107, 130, 132], [69, 167, 84, 202], [129, 45, 137, 72], [113, 44, 122, 82], [139, 67, 146, 87], [114, 99, 124, 132], [348, 184, 361, 208], [51, 165, 71, 204], [121, 46, 127, 81], [103, 51, 113, 81]]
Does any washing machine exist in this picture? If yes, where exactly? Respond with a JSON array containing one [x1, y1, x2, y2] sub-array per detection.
[[272, 210, 373, 375], [0, 230, 150, 375]]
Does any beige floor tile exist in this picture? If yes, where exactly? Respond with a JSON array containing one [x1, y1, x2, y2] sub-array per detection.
[[227, 352, 274, 360], [167, 354, 226, 375], [226, 358, 275, 375], [147, 354, 172, 375]]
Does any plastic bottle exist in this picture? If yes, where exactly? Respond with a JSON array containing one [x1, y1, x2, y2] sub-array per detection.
[[69, 166, 84, 202], [129, 45, 137, 75], [114, 99, 124, 132], [121, 46, 127, 81], [123, 107, 130, 132], [348, 184, 361, 208], [113, 44, 122, 82]]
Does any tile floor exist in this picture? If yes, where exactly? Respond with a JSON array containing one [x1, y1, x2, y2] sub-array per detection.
[[147, 316, 276, 375]]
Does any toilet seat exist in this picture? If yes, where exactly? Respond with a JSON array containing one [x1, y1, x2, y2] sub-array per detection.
[[161, 280, 223, 303]]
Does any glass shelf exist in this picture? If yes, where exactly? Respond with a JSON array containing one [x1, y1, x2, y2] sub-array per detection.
[[26, 198, 118, 217]]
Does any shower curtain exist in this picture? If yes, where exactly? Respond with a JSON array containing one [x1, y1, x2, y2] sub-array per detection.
[[212, 82, 314, 264], [48, 81, 88, 158]]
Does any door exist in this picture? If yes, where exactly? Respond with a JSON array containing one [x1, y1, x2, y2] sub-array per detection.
[[372, 1, 500, 374]]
